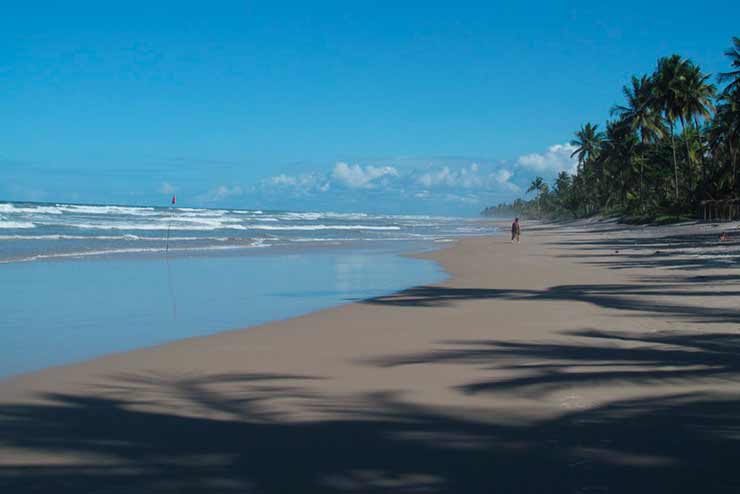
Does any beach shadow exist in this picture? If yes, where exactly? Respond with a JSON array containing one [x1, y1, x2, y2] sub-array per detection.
[[638, 273, 740, 284], [2, 372, 740, 493], [3, 223, 739, 492], [582, 254, 740, 272], [364, 284, 740, 323], [552, 231, 731, 252], [548, 229, 740, 272], [369, 329, 740, 398]]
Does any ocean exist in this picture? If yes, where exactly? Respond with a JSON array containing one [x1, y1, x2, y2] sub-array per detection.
[[0, 201, 490, 264], [0, 201, 495, 377]]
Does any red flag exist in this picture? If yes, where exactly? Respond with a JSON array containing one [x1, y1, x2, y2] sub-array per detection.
[[171, 195, 176, 205]]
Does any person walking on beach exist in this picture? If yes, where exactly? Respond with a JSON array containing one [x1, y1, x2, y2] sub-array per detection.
[[511, 217, 521, 243]]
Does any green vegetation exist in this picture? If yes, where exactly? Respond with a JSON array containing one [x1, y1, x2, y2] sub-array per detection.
[[484, 37, 740, 223]]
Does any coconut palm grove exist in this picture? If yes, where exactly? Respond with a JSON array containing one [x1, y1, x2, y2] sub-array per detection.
[[484, 36, 740, 223]]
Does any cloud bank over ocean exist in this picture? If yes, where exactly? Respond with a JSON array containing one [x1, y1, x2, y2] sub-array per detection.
[[245, 142, 577, 214], [2, 143, 577, 215]]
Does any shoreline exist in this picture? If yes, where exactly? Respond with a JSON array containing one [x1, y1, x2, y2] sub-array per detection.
[[0, 235, 469, 266], [2, 218, 739, 492], [0, 239, 454, 379]]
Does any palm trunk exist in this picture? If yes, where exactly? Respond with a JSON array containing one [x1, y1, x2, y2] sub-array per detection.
[[640, 157, 645, 213], [637, 139, 647, 214], [731, 141, 738, 193], [693, 116, 706, 203], [620, 163, 626, 209], [600, 161, 607, 213], [670, 120, 679, 201], [681, 120, 693, 198]]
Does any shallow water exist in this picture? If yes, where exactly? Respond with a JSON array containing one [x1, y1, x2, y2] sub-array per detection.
[[0, 245, 447, 378]]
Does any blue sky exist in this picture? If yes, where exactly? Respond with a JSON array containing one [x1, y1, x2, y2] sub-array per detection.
[[2, 1, 738, 215]]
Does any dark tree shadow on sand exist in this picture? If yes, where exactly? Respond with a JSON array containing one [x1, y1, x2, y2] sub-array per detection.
[[371, 330, 740, 397], [2, 362, 740, 493], [364, 284, 740, 323], [552, 231, 737, 253], [3, 227, 739, 493], [548, 230, 740, 271]]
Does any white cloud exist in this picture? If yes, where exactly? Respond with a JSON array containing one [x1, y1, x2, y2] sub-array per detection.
[[417, 167, 452, 187], [265, 162, 516, 200], [331, 162, 398, 189], [159, 182, 176, 195], [493, 169, 512, 184], [214, 185, 243, 200], [443, 193, 480, 205], [271, 174, 312, 187], [517, 143, 578, 174], [416, 164, 483, 189], [255, 152, 571, 211], [490, 168, 520, 192], [199, 185, 243, 202], [414, 163, 522, 194], [269, 174, 298, 186], [265, 173, 329, 195]]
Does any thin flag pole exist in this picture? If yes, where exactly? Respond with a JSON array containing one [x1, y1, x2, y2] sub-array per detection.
[[165, 194, 176, 253], [165, 194, 177, 320]]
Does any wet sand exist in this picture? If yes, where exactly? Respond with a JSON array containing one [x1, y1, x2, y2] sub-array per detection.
[[1, 219, 739, 493]]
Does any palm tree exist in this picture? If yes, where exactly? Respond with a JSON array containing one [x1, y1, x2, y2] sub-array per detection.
[[570, 123, 604, 212], [601, 119, 638, 209], [654, 54, 689, 200], [554, 171, 571, 195], [487, 41, 740, 222], [570, 123, 604, 166], [679, 63, 716, 199], [569, 173, 583, 213], [611, 74, 666, 209], [718, 36, 740, 95], [682, 63, 716, 126], [527, 177, 545, 195], [553, 171, 579, 217], [714, 37, 740, 195], [612, 75, 665, 143], [527, 176, 548, 217], [710, 87, 740, 192]]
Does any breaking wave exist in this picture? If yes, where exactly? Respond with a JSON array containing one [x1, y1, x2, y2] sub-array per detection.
[[0, 219, 36, 229], [0, 201, 493, 264], [0, 241, 270, 264]]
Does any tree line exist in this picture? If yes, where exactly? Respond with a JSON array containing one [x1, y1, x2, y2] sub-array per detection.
[[484, 37, 740, 223]]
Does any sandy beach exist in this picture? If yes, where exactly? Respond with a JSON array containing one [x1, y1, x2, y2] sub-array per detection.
[[2, 219, 740, 493]]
